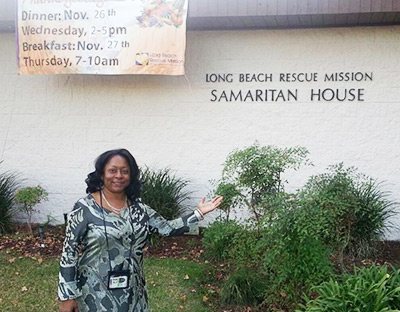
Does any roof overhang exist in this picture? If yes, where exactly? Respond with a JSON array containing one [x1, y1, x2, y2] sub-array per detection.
[[187, 12, 400, 31], [186, 0, 400, 30]]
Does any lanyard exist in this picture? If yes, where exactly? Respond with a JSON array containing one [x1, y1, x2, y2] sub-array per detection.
[[100, 195, 134, 272]]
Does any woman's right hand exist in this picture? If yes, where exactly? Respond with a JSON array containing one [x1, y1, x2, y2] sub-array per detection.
[[59, 299, 79, 312]]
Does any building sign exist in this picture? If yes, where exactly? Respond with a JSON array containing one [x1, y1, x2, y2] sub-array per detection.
[[17, 0, 188, 75], [206, 71, 373, 102]]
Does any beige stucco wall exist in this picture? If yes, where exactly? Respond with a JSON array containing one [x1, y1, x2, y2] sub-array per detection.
[[1, 26, 400, 237]]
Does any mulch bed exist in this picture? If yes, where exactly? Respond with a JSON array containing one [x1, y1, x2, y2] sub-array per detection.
[[145, 234, 205, 261], [0, 224, 206, 261], [376, 240, 400, 266], [0, 225, 65, 259]]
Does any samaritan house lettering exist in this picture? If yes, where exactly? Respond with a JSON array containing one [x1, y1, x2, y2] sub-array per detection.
[[207, 72, 372, 102]]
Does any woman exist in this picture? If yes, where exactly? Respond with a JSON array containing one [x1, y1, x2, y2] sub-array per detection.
[[58, 149, 222, 312]]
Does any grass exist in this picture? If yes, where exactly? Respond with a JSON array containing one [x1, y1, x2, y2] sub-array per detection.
[[146, 258, 214, 312], [0, 252, 215, 312], [0, 252, 59, 312]]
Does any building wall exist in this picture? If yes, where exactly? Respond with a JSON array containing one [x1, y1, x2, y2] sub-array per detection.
[[1, 26, 400, 237]]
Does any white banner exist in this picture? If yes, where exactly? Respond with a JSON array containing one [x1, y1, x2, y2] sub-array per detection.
[[17, 0, 188, 75]]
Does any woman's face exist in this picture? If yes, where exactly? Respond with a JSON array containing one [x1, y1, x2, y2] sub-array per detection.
[[102, 155, 131, 194]]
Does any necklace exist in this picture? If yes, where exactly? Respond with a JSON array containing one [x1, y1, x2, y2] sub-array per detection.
[[101, 191, 128, 215]]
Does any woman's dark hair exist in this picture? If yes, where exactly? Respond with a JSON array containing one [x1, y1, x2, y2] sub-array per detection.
[[85, 149, 141, 201]]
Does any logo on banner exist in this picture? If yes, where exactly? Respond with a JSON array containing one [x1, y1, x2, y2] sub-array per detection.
[[136, 53, 149, 66]]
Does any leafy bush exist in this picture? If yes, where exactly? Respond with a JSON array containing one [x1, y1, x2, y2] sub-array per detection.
[[220, 267, 267, 306], [219, 143, 310, 227], [259, 199, 334, 305], [227, 224, 266, 266], [140, 167, 191, 219], [201, 202, 333, 306], [0, 168, 20, 234], [298, 163, 397, 260], [297, 264, 400, 312], [264, 235, 334, 297], [206, 145, 314, 308], [201, 220, 243, 262], [14, 185, 48, 233]]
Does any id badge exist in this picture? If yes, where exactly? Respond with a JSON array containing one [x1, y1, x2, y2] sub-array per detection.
[[107, 270, 130, 290]]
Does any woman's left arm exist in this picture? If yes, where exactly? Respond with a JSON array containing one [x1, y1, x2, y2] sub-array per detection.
[[146, 196, 223, 236]]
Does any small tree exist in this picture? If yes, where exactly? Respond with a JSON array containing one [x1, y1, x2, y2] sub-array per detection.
[[14, 185, 48, 233], [219, 143, 310, 227]]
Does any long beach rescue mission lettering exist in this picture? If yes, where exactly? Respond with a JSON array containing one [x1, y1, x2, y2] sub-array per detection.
[[207, 72, 373, 102]]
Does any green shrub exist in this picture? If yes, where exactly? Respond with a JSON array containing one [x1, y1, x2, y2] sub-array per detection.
[[0, 168, 20, 234], [14, 185, 48, 233], [264, 235, 334, 295], [219, 143, 310, 227], [298, 163, 397, 260], [220, 267, 267, 306], [228, 224, 266, 266], [201, 220, 243, 262], [297, 264, 400, 312], [140, 167, 191, 219], [260, 201, 335, 304]]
